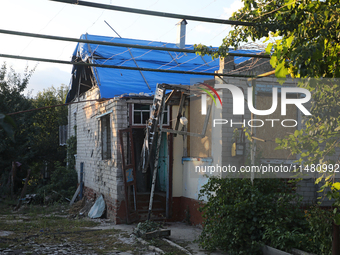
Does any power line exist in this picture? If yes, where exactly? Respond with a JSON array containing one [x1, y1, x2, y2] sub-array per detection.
[[49, 0, 255, 26], [7, 98, 109, 116], [19, 5, 67, 55], [0, 53, 260, 78], [0, 29, 270, 59]]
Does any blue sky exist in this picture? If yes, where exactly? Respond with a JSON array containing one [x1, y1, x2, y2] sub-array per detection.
[[0, 0, 243, 96]]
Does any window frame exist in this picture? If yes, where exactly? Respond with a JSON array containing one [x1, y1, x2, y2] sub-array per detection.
[[100, 114, 112, 160], [131, 103, 170, 127]]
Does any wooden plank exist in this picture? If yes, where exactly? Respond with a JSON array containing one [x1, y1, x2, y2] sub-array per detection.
[[143, 229, 171, 239], [119, 128, 138, 223], [69, 185, 81, 205], [165, 90, 176, 105]]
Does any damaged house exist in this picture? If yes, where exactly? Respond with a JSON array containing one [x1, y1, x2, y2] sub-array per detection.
[[66, 23, 319, 224]]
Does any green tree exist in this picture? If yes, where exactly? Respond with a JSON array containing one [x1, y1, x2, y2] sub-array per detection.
[[0, 113, 16, 141], [0, 63, 35, 168], [0, 63, 35, 194], [196, 0, 340, 79], [196, 0, 340, 219], [31, 85, 68, 174], [193, 4, 340, 255], [0, 62, 70, 198], [198, 178, 309, 254]]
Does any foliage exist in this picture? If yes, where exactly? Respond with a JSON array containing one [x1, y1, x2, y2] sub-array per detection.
[[303, 205, 333, 255], [263, 204, 333, 254], [276, 79, 340, 166], [195, 0, 340, 79], [0, 63, 35, 167], [198, 177, 306, 254], [30, 85, 68, 176], [0, 113, 16, 141], [35, 134, 77, 202], [34, 163, 77, 203], [0, 63, 36, 194], [66, 135, 77, 171], [275, 78, 340, 222], [133, 220, 162, 237], [196, 0, 340, 229], [0, 62, 70, 199], [48, 161, 78, 199]]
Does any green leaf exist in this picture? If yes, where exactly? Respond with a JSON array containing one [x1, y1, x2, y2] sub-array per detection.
[[275, 62, 289, 78], [265, 43, 273, 54], [270, 55, 278, 68], [0, 113, 16, 141], [334, 214, 340, 225], [332, 182, 340, 190], [285, 35, 294, 47], [315, 176, 323, 184]]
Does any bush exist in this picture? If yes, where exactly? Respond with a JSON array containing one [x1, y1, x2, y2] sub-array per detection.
[[198, 178, 307, 254], [303, 205, 332, 255], [35, 161, 77, 203]]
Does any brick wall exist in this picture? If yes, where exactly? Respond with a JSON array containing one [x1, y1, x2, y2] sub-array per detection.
[[68, 87, 129, 223], [216, 56, 320, 204]]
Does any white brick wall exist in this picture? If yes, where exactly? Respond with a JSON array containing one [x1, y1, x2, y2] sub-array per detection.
[[68, 87, 128, 203]]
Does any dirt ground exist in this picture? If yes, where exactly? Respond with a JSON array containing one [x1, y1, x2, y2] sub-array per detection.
[[0, 200, 192, 255]]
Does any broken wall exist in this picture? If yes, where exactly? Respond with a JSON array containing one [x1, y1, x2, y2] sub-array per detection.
[[68, 87, 129, 223]]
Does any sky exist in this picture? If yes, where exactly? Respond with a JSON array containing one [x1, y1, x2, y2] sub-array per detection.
[[0, 0, 244, 96]]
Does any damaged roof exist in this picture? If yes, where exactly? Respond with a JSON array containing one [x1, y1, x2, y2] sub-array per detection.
[[66, 34, 261, 103]]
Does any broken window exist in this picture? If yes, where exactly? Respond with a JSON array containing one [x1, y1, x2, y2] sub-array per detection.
[[132, 104, 169, 125], [101, 114, 111, 160]]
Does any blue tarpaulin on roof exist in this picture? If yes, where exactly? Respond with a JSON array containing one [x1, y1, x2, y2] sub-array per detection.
[[66, 34, 261, 103]]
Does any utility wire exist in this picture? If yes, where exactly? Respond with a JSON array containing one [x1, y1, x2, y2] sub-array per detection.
[[0, 53, 261, 78], [7, 98, 109, 116], [49, 0, 255, 26], [19, 5, 66, 55], [0, 29, 270, 59]]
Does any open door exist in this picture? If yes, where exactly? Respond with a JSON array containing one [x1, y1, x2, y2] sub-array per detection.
[[119, 128, 138, 223]]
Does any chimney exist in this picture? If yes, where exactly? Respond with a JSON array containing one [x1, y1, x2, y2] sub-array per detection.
[[176, 19, 187, 48]]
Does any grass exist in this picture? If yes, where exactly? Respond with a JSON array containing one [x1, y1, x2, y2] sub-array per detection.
[[0, 201, 150, 254], [0, 200, 194, 254]]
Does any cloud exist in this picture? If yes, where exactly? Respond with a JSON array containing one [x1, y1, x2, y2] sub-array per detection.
[[194, 25, 212, 34], [25, 67, 70, 97], [222, 0, 244, 19]]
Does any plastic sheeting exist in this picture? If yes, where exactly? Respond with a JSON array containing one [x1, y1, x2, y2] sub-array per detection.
[[66, 34, 262, 103], [88, 194, 105, 219]]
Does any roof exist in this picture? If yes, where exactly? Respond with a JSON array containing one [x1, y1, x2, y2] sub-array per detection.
[[66, 34, 261, 103]]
